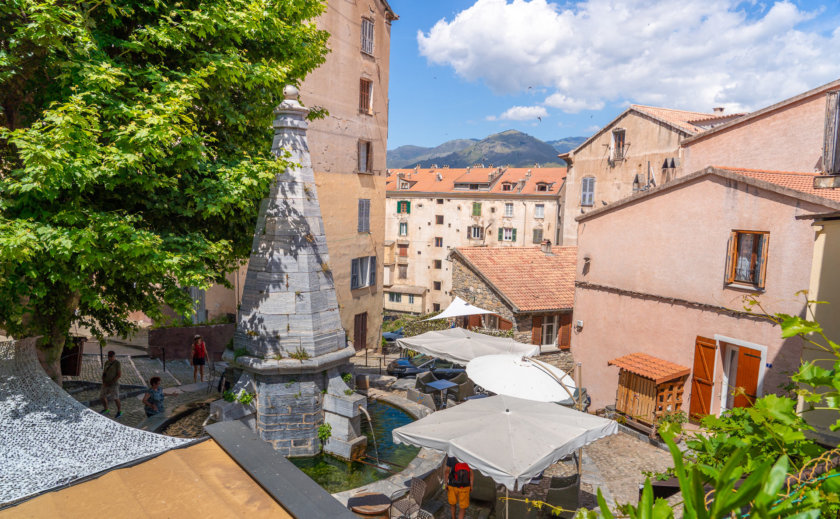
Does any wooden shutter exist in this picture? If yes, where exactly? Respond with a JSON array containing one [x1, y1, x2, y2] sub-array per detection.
[[733, 346, 761, 408], [406, 201, 411, 214], [824, 90, 840, 174], [353, 313, 367, 351], [689, 336, 716, 419], [724, 231, 737, 284], [368, 256, 376, 286], [531, 316, 543, 344], [512, 228, 517, 242], [558, 313, 572, 349], [499, 318, 513, 331], [757, 234, 769, 288], [351, 258, 360, 289], [468, 315, 482, 329], [498, 228, 503, 241]]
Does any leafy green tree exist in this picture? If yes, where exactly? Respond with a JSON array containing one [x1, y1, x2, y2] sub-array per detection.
[[0, 0, 328, 381]]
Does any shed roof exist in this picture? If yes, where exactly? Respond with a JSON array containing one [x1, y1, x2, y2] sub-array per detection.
[[716, 166, 840, 202], [608, 353, 691, 384]]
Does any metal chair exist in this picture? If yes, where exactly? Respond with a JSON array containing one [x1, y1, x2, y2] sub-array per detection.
[[391, 478, 431, 519]]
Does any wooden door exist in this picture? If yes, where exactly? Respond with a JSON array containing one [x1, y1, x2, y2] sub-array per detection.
[[353, 313, 367, 351], [689, 336, 716, 419], [733, 347, 761, 408], [558, 313, 572, 349]]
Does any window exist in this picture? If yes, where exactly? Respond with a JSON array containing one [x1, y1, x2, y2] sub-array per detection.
[[435, 215, 444, 225], [501, 183, 514, 191], [433, 281, 441, 290], [469, 184, 479, 190], [434, 260, 442, 269], [359, 78, 373, 114], [483, 314, 499, 329], [434, 237, 443, 247], [361, 18, 374, 55], [536, 183, 550, 192], [397, 200, 411, 214], [357, 199, 370, 233], [399, 222, 408, 236], [388, 292, 402, 303], [532, 228, 543, 244], [535, 204, 545, 219], [351, 256, 376, 289], [436, 198, 444, 204], [397, 244, 408, 257], [498, 228, 517, 242], [542, 315, 558, 345], [408, 294, 415, 304], [472, 202, 482, 216], [399, 180, 410, 190], [358, 140, 372, 173], [398, 264, 407, 279], [611, 128, 626, 161], [581, 177, 595, 206], [433, 303, 441, 312], [504, 203, 514, 217], [469, 225, 484, 240], [726, 231, 769, 288]]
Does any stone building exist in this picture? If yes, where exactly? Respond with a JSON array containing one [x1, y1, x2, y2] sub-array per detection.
[[449, 244, 576, 349], [383, 166, 566, 314], [558, 105, 740, 245], [206, 0, 397, 352]]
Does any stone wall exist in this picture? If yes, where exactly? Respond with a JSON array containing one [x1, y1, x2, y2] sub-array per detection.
[[148, 323, 234, 361]]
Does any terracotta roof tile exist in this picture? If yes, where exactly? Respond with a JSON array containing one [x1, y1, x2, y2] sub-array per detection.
[[717, 166, 840, 202], [608, 353, 691, 384], [387, 167, 566, 196], [631, 105, 738, 135], [454, 246, 576, 312]]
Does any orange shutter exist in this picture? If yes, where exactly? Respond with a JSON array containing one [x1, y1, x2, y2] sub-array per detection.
[[499, 318, 513, 331], [468, 315, 482, 329], [689, 336, 716, 419], [558, 313, 572, 349], [531, 316, 543, 344], [725, 231, 737, 283], [733, 347, 761, 408]]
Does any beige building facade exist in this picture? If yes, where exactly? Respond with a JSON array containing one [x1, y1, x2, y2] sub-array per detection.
[[205, 0, 397, 351], [383, 166, 566, 314], [559, 105, 739, 245]]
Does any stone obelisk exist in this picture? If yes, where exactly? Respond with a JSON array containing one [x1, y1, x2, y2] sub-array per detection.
[[226, 86, 365, 458]]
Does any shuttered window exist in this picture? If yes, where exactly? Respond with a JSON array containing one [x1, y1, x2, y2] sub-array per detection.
[[532, 228, 543, 244], [397, 200, 411, 214], [399, 222, 408, 236], [498, 228, 517, 242], [359, 78, 373, 114], [581, 177, 595, 206], [725, 231, 769, 288], [358, 140, 372, 173], [469, 226, 483, 239], [357, 199, 370, 233], [823, 90, 840, 174], [472, 202, 482, 216], [361, 18, 375, 55]]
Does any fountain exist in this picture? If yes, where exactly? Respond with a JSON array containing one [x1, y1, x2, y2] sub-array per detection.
[[358, 404, 380, 464]]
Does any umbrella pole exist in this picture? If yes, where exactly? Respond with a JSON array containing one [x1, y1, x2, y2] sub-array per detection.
[[523, 357, 576, 401], [575, 361, 583, 475], [506, 487, 509, 519]]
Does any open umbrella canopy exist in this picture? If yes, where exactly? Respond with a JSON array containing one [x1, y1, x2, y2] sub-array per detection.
[[395, 328, 539, 365], [392, 395, 617, 490], [466, 355, 577, 403], [422, 296, 494, 320]]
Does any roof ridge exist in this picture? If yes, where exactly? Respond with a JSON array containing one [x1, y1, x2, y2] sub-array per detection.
[[630, 104, 716, 117], [716, 166, 819, 176]]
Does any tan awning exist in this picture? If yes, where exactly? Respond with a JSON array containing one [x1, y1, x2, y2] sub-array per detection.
[[2, 441, 293, 518]]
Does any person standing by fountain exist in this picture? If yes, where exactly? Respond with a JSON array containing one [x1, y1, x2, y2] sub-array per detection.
[[445, 456, 473, 519], [190, 334, 206, 383], [142, 377, 165, 417], [99, 350, 122, 418]]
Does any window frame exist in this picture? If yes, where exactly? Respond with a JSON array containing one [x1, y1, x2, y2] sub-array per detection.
[[504, 202, 514, 217], [360, 17, 375, 56], [398, 222, 408, 236], [434, 237, 443, 248], [581, 177, 595, 207], [351, 256, 377, 290], [469, 225, 484, 240], [388, 292, 401, 303], [726, 231, 770, 289], [435, 215, 444, 225], [433, 281, 442, 291], [397, 200, 411, 214], [358, 140, 373, 173], [434, 259, 442, 269], [541, 315, 558, 345], [611, 128, 626, 161], [535, 204, 545, 219], [472, 202, 482, 216], [408, 294, 415, 304], [359, 78, 373, 115], [532, 228, 544, 244]]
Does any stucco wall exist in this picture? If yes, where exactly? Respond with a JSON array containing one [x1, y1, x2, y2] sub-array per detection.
[[683, 93, 827, 175], [561, 111, 686, 246], [385, 193, 562, 313], [572, 174, 831, 412]]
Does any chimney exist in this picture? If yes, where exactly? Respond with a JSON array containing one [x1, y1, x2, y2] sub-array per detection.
[[414, 165, 419, 174], [713, 107, 725, 113], [540, 239, 552, 254], [436, 172, 442, 181], [526, 169, 532, 178]]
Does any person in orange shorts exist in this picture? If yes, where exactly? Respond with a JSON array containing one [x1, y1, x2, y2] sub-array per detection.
[[445, 456, 473, 519]]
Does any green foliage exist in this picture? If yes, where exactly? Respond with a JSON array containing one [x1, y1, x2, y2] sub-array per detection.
[[471, 326, 514, 338], [0, 0, 329, 374], [237, 391, 255, 406], [403, 312, 448, 337], [233, 347, 248, 360], [317, 422, 332, 445], [222, 390, 236, 402], [344, 389, 354, 396], [289, 347, 310, 361], [341, 372, 353, 385]]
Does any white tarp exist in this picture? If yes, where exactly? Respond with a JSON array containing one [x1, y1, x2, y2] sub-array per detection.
[[395, 327, 539, 365], [466, 354, 577, 403], [392, 394, 618, 491], [422, 296, 493, 321]]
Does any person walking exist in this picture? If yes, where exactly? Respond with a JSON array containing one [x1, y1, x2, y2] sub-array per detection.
[[142, 377, 165, 417], [445, 456, 473, 519], [190, 334, 207, 383], [100, 350, 122, 418]]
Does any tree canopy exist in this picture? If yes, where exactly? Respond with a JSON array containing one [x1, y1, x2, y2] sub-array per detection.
[[0, 0, 329, 378]]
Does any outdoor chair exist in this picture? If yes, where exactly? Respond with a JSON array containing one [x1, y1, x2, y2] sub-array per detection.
[[544, 474, 580, 518], [445, 372, 475, 402], [415, 371, 439, 394], [390, 477, 432, 519], [470, 471, 497, 503], [406, 389, 436, 412]]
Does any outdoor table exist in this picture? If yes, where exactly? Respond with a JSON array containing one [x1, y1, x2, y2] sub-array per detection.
[[347, 492, 391, 517], [426, 379, 457, 409]]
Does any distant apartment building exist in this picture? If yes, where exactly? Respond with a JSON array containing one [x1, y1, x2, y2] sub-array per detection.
[[205, 0, 397, 351], [383, 166, 566, 314], [558, 105, 740, 245]]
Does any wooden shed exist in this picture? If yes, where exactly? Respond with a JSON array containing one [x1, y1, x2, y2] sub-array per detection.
[[608, 352, 691, 427]]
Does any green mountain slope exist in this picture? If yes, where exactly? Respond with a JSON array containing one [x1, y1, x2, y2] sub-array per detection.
[[410, 130, 565, 168], [387, 139, 478, 168], [546, 136, 587, 154]]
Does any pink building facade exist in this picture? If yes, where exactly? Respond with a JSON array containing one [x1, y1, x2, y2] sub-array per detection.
[[571, 168, 840, 415]]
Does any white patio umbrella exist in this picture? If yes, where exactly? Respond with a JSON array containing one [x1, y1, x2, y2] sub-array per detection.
[[422, 296, 493, 321], [466, 354, 577, 403], [395, 328, 539, 365], [392, 395, 618, 517]]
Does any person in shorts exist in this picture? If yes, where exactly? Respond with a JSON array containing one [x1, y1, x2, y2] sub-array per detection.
[[100, 350, 122, 418], [142, 376, 165, 417], [445, 456, 472, 519], [190, 334, 207, 383]]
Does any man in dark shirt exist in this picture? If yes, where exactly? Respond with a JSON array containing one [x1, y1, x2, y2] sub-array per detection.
[[99, 351, 122, 418], [444, 456, 473, 519]]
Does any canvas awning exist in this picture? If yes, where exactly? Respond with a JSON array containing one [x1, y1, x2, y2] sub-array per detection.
[[422, 296, 493, 320], [395, 327, 539, 365]]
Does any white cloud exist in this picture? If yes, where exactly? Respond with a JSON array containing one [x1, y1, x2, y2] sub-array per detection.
[[417, 0, 840, 113], [489, 105, 549, 121]]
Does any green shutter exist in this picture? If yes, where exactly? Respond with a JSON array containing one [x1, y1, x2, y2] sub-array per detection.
[[498, 228, 503, 241], [512, 228, 517, 242], [406, 201, 411, 214], [473, 202, 481, 216]]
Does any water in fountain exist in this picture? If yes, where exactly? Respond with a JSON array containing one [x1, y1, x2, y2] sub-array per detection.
[[358, 404, 380, 464]]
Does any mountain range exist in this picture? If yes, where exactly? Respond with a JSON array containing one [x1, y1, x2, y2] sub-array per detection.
[[387, 131, 586, 169]]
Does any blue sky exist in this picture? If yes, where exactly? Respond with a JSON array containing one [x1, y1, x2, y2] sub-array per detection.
[[386, 0, 840, 149]]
